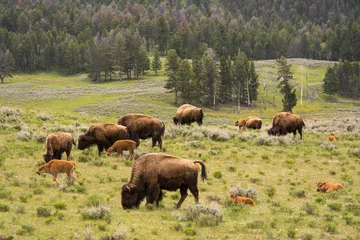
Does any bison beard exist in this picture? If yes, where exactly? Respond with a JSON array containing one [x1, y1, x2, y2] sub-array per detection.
[[121, 153, 207, 209]]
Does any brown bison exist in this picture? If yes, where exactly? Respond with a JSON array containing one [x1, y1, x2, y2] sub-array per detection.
[[316, 181, 344, 193], [121, 153, 207, 209], [43, 132, 76, 163], [106, 139, 137, 161], [78, 124, 129, 156], [37, 160, 77, 185], [117, 114, 165, 150], [173, 104, 204, 126], [268, 112, 305, 140], [229, 194, 256, 206], [328, 135, 337, 141], [235, 116, 262, 131]]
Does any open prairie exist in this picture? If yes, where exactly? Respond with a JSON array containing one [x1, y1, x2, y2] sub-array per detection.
[[0, 59, 359, 240]]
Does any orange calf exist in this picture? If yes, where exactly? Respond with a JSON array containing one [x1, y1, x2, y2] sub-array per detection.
[[107, 139, 137, 161], [316, 181, 344, 193], [328, 135, 337, 141], [229, 194, 256, 206], [37, 160, 77, 185]]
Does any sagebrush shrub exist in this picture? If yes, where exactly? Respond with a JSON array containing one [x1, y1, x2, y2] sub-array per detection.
[[229, 186, 257, 200], [81, 205, 111, 220], [174, 203, 223, 227]]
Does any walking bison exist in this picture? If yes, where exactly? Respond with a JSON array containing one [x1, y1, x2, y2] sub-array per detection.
[[267, 112, 305, 140], [173, 104, 204, 126], [235, 116, 262, 131], [78, 124, 129, 156], [117, 114, 165, 150], [37, 160, 77, 185], [121, 153, 207, 209], [43, 132, 76, 163]]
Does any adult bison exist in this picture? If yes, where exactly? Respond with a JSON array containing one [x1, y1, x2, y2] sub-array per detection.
[[268, 112, 305, 140], [117, 114, 165, 150], [173, 104, 204, 126], [121, 153, 207, 209], [43, 132, 76, 163], [235, 116, 262, 131], [78, 124, 129, 156]]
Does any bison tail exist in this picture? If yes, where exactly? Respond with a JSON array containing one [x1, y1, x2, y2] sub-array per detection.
[[160, 121, 165, 136], [194, 160, 207, 181], [72, 137, 76, 146]]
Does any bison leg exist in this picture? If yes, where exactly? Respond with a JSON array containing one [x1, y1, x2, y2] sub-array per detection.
[[97, 144, 104, 156], [129, 149, 135, 160], [152, 136, 162, 151], [298, 128, 303, 140], [52, 174, 59, 185], [71, 171, 78, 183], [189, 185, 199, 204], [117, 150, 123, 161], [65, 149, 71, 160], [146, 183, 161, 205], [131, 134, 140, 148], [176, 185, 189, 209]]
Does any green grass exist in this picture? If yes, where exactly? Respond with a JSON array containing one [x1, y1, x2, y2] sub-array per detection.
[[0, 59, 359, 239]]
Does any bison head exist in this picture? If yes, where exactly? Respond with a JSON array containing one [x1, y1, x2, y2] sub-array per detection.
[[316, 181, 326, 192], [43, 153, 53, 163], [77, 135, 95, 150], [173, 117, 179, 125], [193, 109, 203, 126], [121, 183, 141, 209], [267, 127, 277, 136]]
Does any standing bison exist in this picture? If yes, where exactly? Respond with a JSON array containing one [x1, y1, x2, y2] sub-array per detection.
[[121, 153, 207, 209], [235, 116, 262, 131], [43, 132, 76, 163], [268, 112, 305, 140], [173, 104, 204, 126], [78, 124, 129, 156], [117, 114, 165, 150]]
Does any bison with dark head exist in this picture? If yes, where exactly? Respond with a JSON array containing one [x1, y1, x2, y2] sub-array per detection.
[[235, 116, 262, 131], [117, 114, 165, 150], [173, 104, 203, 126], [43, 132, 76, 163], [78, 123, 129, 156], [121, 153, 207, 209], [268, 112, 305, 140]]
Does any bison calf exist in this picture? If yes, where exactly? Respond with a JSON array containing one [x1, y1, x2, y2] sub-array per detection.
[[229, 194, 256, 206], [37, 160, 77, 185], [107, 139, 137, 161], [316, 181, 344, 193], [328, 135, 337, 141]]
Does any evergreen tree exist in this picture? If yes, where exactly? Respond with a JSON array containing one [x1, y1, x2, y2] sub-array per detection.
[[276, 56, 297, 112], [202, 50, 219, 108], [177, 59, 195, 103], [152, 47, 162, 76], [156, 16, 169, 55], [248, 61, 259, 106], [232, 51, 249, 108], [323, 66, 338, 95], [219, 55, 232, 103], [0, 49, 15, 84], [164, 49, 180, 104]]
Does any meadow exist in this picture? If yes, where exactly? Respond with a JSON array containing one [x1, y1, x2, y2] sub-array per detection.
[[0, 59, 359, 240]]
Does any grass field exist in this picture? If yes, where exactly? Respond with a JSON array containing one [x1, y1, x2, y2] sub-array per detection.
[[0, 59, 359, 240]]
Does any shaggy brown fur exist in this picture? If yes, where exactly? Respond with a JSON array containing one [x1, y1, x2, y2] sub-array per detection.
[[121, 153, 207, 209], [173, 104, 204, 126], [37, 160, 77, 185], [316, 181, 344, 193], [106, 139, 137, 161], [117, 114, 165, 150], [328, 135, 337, 141], [43, 132, 76, 163], [235, 116, 262, 130], [78, 124, 129, 156], [229, 194, 256, 206], [268, 112, 305, 140]]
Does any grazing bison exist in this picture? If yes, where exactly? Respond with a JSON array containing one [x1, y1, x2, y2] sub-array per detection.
[[328, 135, 337, 141], [106, 139, 137, 161], [37, 160, 77, 185], [117, 114, 165, 150], [121, 153, 207, 209], [43, 132, 76, 163], [229, 194, 256, 206], [78, 124, 129, 156], [267, 112, 305, 140], [235, 116, 262, 131], [173, 104, 204, 126], [316, 181, 344, 193]]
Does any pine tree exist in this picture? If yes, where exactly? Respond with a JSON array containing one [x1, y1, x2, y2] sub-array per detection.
[[177, 59, 195, 103], [202, 50, 219, 108], [219, 55, 232, 103], [276, 56, 297, 112], [323, 66, 338, 95], [152, 48, 162, 76], [0, 49, 15, 84], [248, 61, 259, 106], [164, 49, 180, 104]]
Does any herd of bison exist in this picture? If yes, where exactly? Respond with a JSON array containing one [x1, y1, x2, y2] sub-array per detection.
[[36, 104, 344, 209]]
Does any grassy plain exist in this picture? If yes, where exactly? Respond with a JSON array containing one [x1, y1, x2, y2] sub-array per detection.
[[0, 59, 359, 240]]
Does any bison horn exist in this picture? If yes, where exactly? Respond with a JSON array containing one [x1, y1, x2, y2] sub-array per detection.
[[126, 185, 131, 192]]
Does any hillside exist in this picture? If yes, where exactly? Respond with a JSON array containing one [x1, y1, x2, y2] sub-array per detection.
[[0, 59, 359, 239]]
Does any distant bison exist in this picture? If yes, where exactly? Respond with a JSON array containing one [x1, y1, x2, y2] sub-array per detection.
[[43, 132, 76, 163], [328, 135, 337, 141], [268, 112, 305, 140], [235, 116, 262, 131], [316, 181, 344, 193], [107, 139, 137, 161], [173, 104, 204, 126], [229, 194, 256, 206], [121, 153, 207, 209], [37, 160, 77, 185], [117, 114, 165, 150], [78, 124, 129, 156]]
